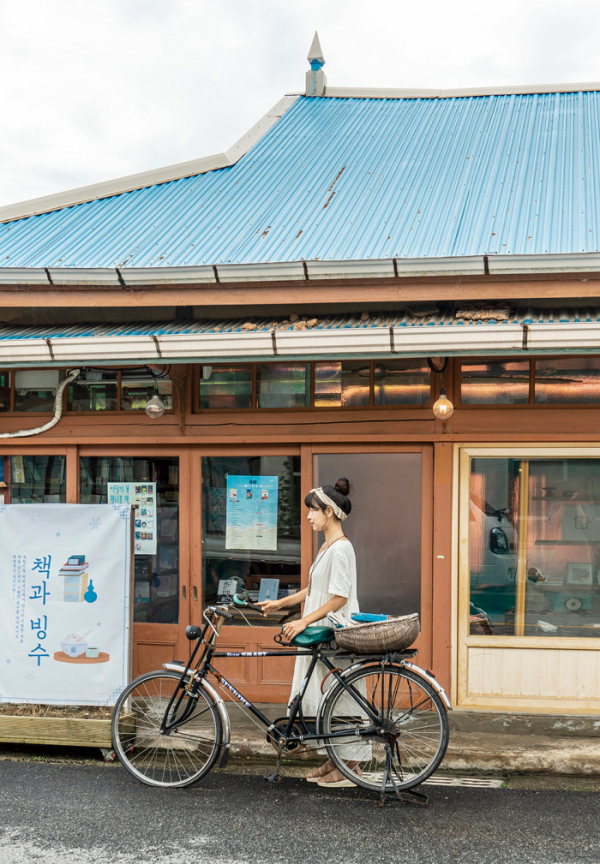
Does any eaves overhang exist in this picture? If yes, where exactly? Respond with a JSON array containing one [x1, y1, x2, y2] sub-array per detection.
[[0, 309, 599, 368], [3, 253, 600, 287]]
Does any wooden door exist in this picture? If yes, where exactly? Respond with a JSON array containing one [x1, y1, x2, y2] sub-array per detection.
[[193, 446, 305, 703]]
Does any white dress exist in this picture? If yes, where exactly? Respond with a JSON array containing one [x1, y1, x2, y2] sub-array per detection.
[[289, 539, 359, 710]]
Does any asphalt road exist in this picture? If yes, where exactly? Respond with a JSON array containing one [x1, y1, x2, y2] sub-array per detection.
[[1, 760, 599, 863]]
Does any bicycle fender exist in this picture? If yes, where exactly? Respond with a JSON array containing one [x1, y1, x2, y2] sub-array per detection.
[[162, 663, 232, 754], [402, 662, 452, 710]]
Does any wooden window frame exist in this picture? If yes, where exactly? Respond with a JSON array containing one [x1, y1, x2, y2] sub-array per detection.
[[456, 355, 600, 409], [194, 360, 434, 414], [0, 366, 176, 416]]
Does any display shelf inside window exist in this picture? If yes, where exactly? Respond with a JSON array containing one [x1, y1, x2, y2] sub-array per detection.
[[68, 369, 118, 411], [0, 455, 66, 504], [121, 370, 172, 411]]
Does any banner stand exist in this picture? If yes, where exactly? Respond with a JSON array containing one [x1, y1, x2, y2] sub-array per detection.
[[127, 504, 135, 687]]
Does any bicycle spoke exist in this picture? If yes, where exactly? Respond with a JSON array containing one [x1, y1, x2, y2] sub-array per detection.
[[321, 665, 449, 793], [112, 672, 222, 788]]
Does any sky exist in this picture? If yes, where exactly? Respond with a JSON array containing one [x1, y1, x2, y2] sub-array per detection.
[[2, 0, 600, 207]]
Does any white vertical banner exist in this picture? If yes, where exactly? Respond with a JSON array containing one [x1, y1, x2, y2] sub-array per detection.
[[0, 504, 131, 706]]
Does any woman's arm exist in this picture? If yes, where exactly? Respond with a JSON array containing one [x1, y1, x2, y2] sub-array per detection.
[[282, 594, 346, 640], [257, 587, 308, 616]]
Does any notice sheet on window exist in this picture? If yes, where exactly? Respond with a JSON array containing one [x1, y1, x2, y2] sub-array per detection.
[[107, 482, 157, 554], [225, 475, 278, 551]]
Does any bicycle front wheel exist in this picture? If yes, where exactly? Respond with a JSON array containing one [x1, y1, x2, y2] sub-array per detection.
[[112, 670, 223, 788], [320, 664, 449, 793]]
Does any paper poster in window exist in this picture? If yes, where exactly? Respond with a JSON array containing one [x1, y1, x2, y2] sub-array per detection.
[[225, 475, 278, 551]]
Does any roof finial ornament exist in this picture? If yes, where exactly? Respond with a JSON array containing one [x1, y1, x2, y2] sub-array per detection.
[[306, 32, 327, 97]]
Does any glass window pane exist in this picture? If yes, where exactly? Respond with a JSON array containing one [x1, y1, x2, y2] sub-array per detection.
[[68, 370, 118, 411], [0, 372, 10, 412], [535, 358, 600, 403], [314, 361, 370, 407], [202, 456, 301, 626], [1, 455, 66, 503], [256, 364, 308, 408], [469, 456, 600, 637], [199, 365, 252, 409], [121, 370, 172, 411], [461, 360, 530, 404], [315, 453, 421, 617], [14, 369, 62, 412], [80, 457, 179, 624], [374, 359, 430, 405]]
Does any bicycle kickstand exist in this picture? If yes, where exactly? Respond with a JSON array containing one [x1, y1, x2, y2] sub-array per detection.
[[378, 747, 429, 809], [264, 739, 284, 784]]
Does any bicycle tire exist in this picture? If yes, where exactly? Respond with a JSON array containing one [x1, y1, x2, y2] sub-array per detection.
[[320, 664, 449, 793], [112, 670, 223, 788]]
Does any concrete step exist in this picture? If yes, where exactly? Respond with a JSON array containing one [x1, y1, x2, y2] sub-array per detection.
[[224, 702, 600, 774]]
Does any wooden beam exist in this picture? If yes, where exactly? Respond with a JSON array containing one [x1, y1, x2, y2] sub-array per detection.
[[0, 275, 600, 307]]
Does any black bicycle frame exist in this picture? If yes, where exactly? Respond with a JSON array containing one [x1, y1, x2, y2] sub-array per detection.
[[161, 635, 399, 745]]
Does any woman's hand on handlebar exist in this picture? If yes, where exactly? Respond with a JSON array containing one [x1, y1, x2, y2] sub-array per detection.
[[256, 599, 282, 616]]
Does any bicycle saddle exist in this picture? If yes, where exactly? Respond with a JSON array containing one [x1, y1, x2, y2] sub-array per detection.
[[290, 625, 335, 647]]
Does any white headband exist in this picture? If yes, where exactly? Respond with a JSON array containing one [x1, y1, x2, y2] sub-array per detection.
[[310, 487, 348, 521]]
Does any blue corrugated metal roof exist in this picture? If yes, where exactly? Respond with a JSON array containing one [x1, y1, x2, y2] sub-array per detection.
[[0, 308, 595, 341], [2, 92, 600, 268]]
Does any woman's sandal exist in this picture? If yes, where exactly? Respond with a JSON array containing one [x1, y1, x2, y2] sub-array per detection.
[[305, 761, 334, 783], [317, 768, 356, 788]]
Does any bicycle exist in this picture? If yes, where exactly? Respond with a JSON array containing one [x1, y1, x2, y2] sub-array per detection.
[[112, 598, 451, 804]]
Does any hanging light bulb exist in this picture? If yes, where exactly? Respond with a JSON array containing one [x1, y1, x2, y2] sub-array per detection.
[[145, 393, 165, 419], [432, 387, 454, 420]]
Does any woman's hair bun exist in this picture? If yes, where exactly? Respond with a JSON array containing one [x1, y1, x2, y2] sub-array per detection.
[[334, 477, 350, 497]]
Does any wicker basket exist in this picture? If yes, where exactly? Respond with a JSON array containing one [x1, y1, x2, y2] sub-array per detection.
[[334, 613, 420, 655]]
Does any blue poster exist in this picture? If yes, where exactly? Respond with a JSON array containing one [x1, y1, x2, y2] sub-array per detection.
[[225, 475, 278, 551]]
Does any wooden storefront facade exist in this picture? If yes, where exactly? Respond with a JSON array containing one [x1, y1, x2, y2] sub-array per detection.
[[4, 344, 600, 714]]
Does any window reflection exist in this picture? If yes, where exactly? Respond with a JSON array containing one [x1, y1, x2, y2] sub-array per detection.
[[535, 358, 600, 403], [469, 457, 600, 637], [0, 455, 66, 503], [0, 372, 10, 412], [202, 455, 301, 626], [256, 364, 308, 408], [314, 361, 370, 407], [80, 457, 179, 624], [374, 359, 430, 405], [199, 365, 252, 409], [461, 360, 530, 404]]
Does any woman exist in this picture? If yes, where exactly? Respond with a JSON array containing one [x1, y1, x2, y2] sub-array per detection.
[[258, 477, 360, 787]]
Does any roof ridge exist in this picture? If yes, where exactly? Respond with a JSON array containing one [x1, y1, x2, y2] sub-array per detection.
[[323, 81, 600, 100]]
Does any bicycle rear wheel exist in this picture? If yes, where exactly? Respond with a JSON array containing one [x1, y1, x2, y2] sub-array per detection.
[[112, 670, 222, 788], [320, 664, 449, 792]]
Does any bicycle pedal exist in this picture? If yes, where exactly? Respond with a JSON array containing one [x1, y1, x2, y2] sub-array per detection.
[[264, 772, 283, 783]]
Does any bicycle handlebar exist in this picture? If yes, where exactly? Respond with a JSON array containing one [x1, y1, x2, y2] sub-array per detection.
[[232, 593, 268, 615]]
